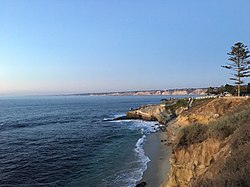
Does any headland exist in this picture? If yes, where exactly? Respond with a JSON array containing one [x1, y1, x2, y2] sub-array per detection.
[[122, 96, 250, 187]]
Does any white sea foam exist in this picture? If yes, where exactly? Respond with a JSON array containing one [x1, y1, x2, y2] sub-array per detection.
[[110, 133, 152, 186], [130, 121, 159, 186], [105, 117, 159, 186], [110, 119, 133, 123], [114, 113, 126, 118], [103, 117, 113, 121], [103, 113, 126, 121], [133, 135, 150, 181], [129, 120, 159, 134], [112, 120, 159, 186]]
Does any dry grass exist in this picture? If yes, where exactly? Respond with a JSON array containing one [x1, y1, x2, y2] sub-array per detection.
[[193, 121, 250, 187], [172, 98, 250, 186], [176, 105, 250, 148]]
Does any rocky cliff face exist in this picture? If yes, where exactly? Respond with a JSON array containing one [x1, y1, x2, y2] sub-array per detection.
[[163, 97, 250, 187], [174, 97, 247, 126], [162, 139, 221, 187], [87, 88, 207, 96], [190, 121, 250, 187], [166, 97, 248, 144], [165, 118, 250, 187], [122, 97, 249, 187]]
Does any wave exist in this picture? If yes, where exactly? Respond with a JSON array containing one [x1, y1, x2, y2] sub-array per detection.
[[103, 113, 126, 122], [104, 135, 150, 187], [133, 135, 150, 184], [131, 120, 159, 134], [114, 113, 126, 118], [105, 119, 159, 186]]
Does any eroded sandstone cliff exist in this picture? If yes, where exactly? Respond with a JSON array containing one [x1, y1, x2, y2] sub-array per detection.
[[163, 97, 250, 187], [122, 97, 249, 187]]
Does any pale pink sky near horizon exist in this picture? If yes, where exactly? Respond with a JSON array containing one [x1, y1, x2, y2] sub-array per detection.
[[1, 0, 250, 95]]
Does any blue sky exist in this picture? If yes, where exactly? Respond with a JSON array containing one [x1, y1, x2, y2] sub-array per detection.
[[1, 0, 250, 95]]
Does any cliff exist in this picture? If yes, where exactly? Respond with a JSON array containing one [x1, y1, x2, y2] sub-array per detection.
[[166, 97, 247, 144], [76, 88, 207, 96], [124, 97, 250, 187], [163, 97, 250, 187]]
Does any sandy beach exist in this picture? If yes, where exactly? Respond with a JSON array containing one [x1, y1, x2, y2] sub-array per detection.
[[138, 131, 172, 187]]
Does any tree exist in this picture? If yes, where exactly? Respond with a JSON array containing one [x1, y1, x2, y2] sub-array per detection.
[[206, 87, 216, 95], [206, 86, 224, 95], [222, 42, 250, 96], [224, 84, 236, 95], [218, 85, 225, 95]]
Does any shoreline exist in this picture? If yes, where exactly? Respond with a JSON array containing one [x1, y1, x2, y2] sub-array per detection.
[[137, 131, 171, 187]]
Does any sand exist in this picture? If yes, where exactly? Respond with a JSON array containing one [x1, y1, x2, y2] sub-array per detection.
[[138, 131, 172, 187]]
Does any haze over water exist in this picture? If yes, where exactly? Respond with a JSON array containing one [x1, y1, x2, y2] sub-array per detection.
[[1, 1, 250, 95]]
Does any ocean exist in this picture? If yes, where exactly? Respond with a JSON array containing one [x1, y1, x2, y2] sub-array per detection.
[[0, 96, 177, 187]]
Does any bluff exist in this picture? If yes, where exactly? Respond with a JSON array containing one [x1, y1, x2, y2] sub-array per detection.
[[123, 97, 250, 187], [162, 97, 250, 187]]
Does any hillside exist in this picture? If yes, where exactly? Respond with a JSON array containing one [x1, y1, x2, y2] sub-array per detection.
[[163, 97, 250, 187], [123, 97, 250, 187]]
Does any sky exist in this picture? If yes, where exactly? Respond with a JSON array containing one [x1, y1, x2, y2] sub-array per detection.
[[1, 0, 250, 95]]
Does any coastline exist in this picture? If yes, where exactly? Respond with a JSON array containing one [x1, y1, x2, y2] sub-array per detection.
[[137, 131, 171, 187]]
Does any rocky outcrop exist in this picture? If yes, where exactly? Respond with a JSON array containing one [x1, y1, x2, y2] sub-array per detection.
[[125, 104, 174, 124], [162, 97, 250, 187], [162, 139, 221, 187]]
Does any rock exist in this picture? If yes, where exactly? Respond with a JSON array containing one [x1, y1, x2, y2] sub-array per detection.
[[135, 181, 147, 187], [214, 113, 219, 118], [113, 116, 128, 120], [126, 104, 173, 124]]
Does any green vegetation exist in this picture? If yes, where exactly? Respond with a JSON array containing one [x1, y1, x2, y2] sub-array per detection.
[[192, 97, 214, 106], [193, 121, 250, 187], [222, 42, 250, 96], [176, 105, 250, 148], [224, 84, 236, 95], [164, 98, 189, 114], [164, 98, 214, 115], [206, 83, 250, 96], [172, 99, 188, 110]]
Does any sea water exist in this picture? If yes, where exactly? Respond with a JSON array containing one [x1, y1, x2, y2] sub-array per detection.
[[0, 96, 180, 187]]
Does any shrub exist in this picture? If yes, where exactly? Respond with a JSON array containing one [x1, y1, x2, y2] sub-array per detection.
[[177, 124, 207, 147], [176, 105, 250, 148]]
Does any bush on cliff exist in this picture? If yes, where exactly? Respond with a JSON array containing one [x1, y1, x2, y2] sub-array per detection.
[[176, 105, 250, 148], [192, 120, 250, 187], [164, 98, 189, 115]]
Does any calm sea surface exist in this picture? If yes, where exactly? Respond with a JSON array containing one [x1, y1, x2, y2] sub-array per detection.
[[0, 96, 183, 187]]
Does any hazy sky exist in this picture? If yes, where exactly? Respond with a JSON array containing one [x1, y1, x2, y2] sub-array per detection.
[[1, 0, 250, 95]]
